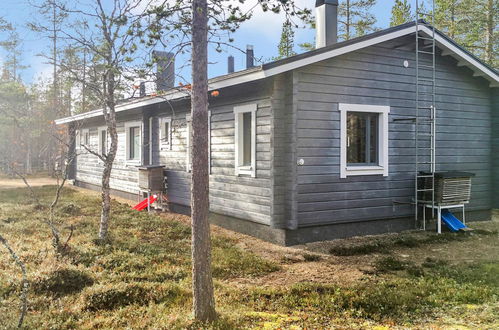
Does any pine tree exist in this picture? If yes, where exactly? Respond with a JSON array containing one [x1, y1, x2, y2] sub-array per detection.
[[390, 0, 413, 27], [338, 0, 378, 40], [275, 19, 297, 60]]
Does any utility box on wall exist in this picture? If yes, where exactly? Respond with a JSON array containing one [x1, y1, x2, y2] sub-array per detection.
[[138, 165, 165, 191]]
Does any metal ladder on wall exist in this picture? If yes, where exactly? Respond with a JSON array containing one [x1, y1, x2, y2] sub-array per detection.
[[414, 0, 437, 230]]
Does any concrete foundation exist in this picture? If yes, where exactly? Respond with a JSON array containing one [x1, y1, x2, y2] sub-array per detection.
[[72, 180, 492, 246]]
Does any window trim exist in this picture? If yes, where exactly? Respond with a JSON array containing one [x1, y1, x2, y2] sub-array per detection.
[[159, 116, 172, 151], [338, 103, 389, 178], [234, 104, 257, 178], [125, 121, 142, 165], [98, 126, 107, 157]]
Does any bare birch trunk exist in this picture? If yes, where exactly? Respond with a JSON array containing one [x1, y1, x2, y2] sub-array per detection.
[[99, 71, 118, 241], [191, 0, 216, 321]]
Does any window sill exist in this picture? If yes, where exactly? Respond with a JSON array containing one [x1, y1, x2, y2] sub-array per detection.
[[236, 166, 254, 177], [343, 165, 386, 178], [126, 160, 141, 167]]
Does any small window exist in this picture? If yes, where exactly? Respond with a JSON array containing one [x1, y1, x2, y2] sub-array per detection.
[[234, 104, 257, 177], [125, 121, 142, 162], [98, 127, 107, 156], [338, 103, 389, 178], [82, 129, 90, 146], [160, 117, 172, 150]]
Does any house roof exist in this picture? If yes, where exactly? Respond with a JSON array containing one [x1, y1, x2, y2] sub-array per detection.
[[56, 20, 499, 125]]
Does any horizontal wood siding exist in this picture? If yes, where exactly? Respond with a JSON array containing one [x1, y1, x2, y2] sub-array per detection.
[[492, 88, 499, 208], [76, 115, 143, 195], [156, 85, 273, 225], [294, 40, 493, 227]]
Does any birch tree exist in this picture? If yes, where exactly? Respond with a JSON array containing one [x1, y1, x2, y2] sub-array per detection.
[[46, 0, 152, 241]]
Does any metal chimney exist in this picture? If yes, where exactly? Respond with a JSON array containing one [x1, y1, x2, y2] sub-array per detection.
[[228, 55, 235, 73], [315, 0, 338, 48], [152, 50, 175, 91], [139, 82, 146, 97], [246, 45, 254, 69]]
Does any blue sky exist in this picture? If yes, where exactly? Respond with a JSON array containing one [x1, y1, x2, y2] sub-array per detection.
[[0, 0, 399, 84]]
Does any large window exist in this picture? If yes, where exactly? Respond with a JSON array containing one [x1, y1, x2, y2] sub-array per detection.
[[125, 121, 142, 162], [234, 104, 257, 177], [338, 103, 389, 178]]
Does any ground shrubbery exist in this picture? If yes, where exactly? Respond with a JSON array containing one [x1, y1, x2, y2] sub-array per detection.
[[32, 268, 94, 296], [81, 282, 187, 311], [0, 185, 498, 329]]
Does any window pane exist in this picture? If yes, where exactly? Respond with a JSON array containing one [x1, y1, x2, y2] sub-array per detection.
[[101, 130, 106, 154], [347, 113, 378, 165], [347, 113, 366, 164], [129, 126, 140, 160], [164, 122, 170, 143], [242, 112, 252, 166]]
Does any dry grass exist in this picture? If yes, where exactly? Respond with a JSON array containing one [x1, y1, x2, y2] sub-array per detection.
[[0, 185, 498, 329]]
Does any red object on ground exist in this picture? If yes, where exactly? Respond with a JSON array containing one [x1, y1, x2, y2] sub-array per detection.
[[133, 195, 157, 211]]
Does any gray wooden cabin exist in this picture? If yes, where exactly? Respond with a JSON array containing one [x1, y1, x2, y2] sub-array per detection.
[[56, 19, 499, 245]]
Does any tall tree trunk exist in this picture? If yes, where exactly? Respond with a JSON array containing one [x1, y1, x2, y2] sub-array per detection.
[[346, 0, 351, 40], [484, 0, 493, 64], [99, 72, 118, 241], [191, 0, 216, 321]]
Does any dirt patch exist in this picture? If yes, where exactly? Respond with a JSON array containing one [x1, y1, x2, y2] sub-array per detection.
[[0, 177, 58, 189]]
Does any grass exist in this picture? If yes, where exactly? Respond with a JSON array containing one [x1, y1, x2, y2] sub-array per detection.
[[0, 185, 498, 329]]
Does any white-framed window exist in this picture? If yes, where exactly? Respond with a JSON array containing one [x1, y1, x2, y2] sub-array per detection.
[[81, 129, 90, 146], [98, 127, 107, 156], [338, 103, 389, 178], [160, 117, 172, 150], [186, 114, 192, 172], [125, 121, 142, 163], [234, 104, 257, 177]]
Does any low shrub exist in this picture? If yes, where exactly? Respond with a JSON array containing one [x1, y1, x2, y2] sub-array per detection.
[[32, 268, 94, 297], [329, 241, 390, 256], [212, 244, 280, 278], [303, 253, 322, 262], [375, 256, 411, 272], [81, 282, 185, 311], [59, 203, 81, 216]]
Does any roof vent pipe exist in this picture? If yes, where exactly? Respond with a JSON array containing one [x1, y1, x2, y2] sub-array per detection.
[[315, 0, 338, 48], [246, 45, 254, 68], [139, 82, 146, 97], [228, 55, 235, 73]]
